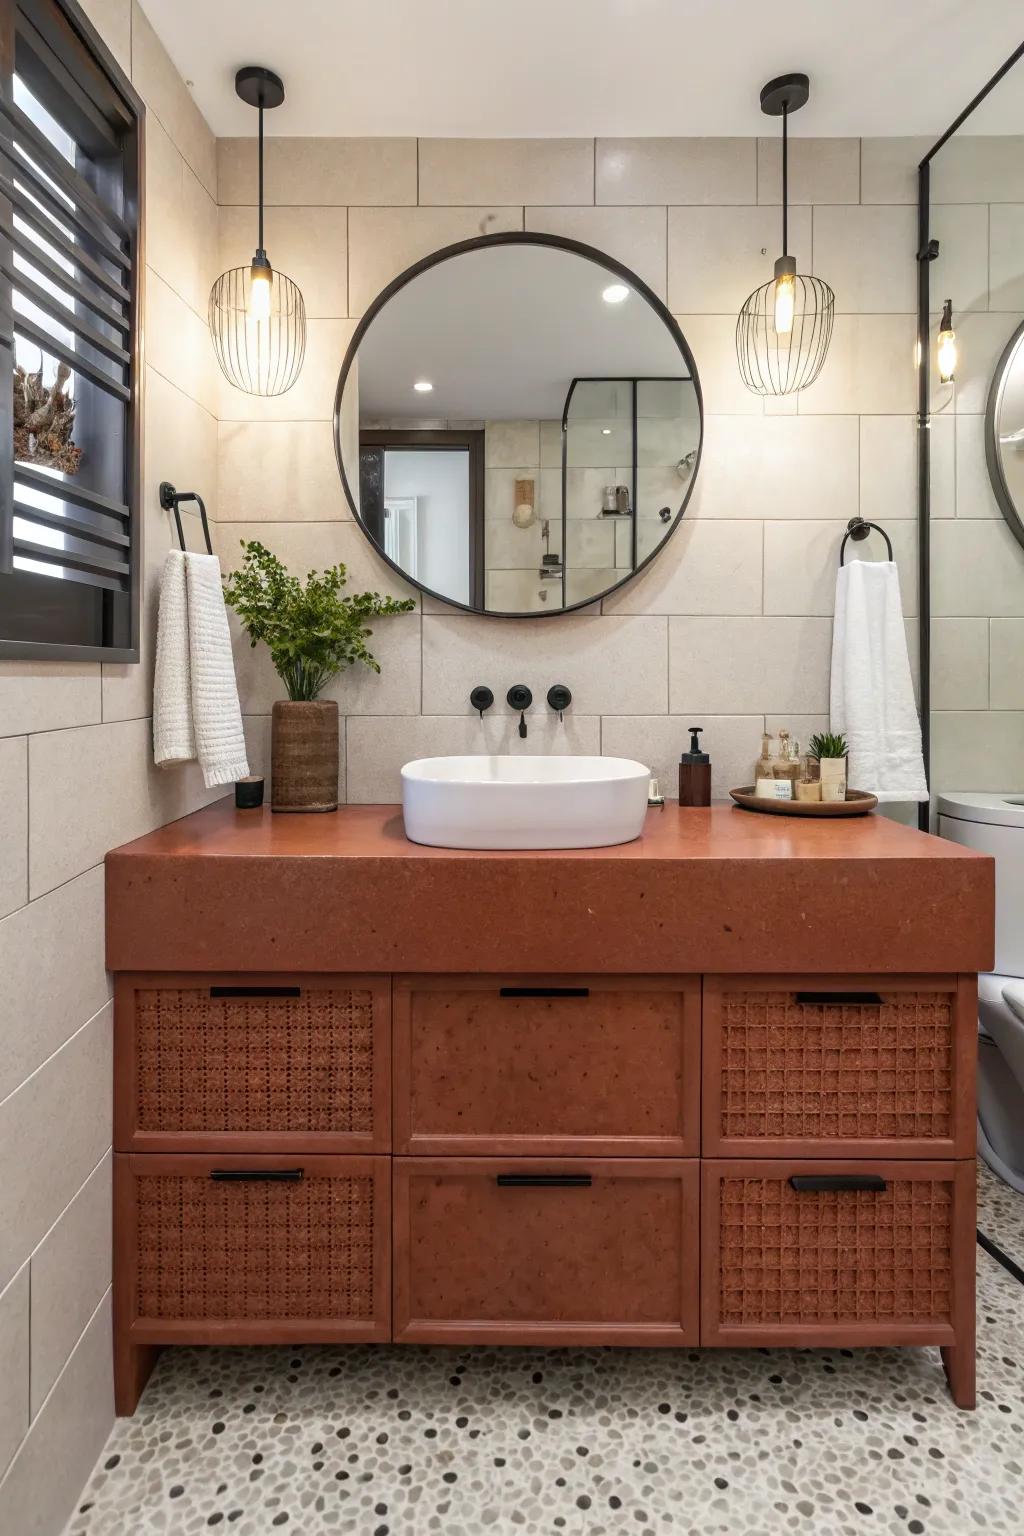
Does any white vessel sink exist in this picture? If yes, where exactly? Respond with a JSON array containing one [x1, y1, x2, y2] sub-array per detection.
[[401, 754, 650, 850]]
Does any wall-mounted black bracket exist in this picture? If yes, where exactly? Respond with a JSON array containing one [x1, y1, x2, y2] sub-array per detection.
[[916, 237, 940, 263], [160, 481, 213, 555]]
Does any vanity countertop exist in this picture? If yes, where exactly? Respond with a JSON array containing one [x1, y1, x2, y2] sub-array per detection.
[[105, 801, 993, 975]]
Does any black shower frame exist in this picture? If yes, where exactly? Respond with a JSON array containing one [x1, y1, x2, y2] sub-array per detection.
[[917, 39, 1024, 830]]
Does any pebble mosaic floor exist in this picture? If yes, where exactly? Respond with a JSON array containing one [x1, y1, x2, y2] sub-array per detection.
[[68, 1165, 1024, 1536]]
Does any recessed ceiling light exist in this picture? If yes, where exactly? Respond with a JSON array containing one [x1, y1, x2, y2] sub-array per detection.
[[413, 380, 433, 392], [602, 284, 629, 304], [601, 428, 612, 435]]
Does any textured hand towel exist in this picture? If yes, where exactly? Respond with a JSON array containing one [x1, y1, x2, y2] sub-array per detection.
[[153, 549, 249, 788], [830, 558, 928, 803]]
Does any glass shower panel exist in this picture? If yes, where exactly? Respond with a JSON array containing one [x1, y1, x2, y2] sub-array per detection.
[[564, 379, 632, 604], [635, 379, 700, 567]]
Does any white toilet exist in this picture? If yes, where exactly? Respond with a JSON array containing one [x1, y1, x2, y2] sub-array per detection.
[[938, 792, 1024, 1191]]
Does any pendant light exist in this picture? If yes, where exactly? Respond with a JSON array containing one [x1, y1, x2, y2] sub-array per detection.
[[937, 299, 957, 383], [736, 73, 834, 396], [209, 67, 306, 396]]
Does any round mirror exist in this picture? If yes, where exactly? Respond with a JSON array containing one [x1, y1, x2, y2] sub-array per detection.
[[987, 318, 1024, 549], [334, 233, 702, 615]]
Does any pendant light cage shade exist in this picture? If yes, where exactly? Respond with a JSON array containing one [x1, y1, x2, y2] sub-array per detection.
[[736, 274, 835, 396], [209, 265, 307, 397]]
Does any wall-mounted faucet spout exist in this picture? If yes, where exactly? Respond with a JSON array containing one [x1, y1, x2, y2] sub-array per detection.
[[507, 684, 532, 737]]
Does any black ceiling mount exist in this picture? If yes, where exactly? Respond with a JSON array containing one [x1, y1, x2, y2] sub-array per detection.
[[760, 72, 809, 117], [235, 66, 285, 110]]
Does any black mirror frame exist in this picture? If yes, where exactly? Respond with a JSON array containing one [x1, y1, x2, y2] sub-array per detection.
[[985, 316, 1024, 554], [332, 229, 704, 618]]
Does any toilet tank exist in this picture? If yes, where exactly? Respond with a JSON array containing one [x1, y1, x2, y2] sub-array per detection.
[[938, 792, 1024, 978]]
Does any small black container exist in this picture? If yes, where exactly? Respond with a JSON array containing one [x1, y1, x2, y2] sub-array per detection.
[[235, 775, 265, 810], [678, 727, 711, 807]]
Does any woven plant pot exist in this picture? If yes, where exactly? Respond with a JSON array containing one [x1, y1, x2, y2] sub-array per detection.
[[271, 699, 339, 813]]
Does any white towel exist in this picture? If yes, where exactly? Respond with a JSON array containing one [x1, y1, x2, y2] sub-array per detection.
[[830, 558, 928, 804], [153, 550, 249, 789]]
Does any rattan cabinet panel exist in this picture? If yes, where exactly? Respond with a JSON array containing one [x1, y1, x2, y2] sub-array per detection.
[[114, 974, 391, 1152], [115, 1154, 390, 1344], [700, 1159, 975, 1349], [702, 977, 976, 1158]]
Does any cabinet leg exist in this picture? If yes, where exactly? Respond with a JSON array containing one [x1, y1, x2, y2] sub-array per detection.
[[114, 1336, 160, 1416], [941, 1339, 976, 1409]]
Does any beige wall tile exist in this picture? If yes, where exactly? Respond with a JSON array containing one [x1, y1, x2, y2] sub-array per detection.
[[30, 1153, 111, 1416], [859, 138, 930, 204], [217, 137, 416, 207], [216, 520, 417, 606], [602, 714, 764, 800], [932, 518, 1024, 616], [217, 318, 353, 423], [348, 207, 522, 316], [797, 314, 917, 415], [860, 414, 954, 524], [942, 309, 1024, 415], [929, 204, 990, 314], [763, 519, 917, 617], [669, 616, 832, 714], [422, 613, 667, 715], [0, 1263, 28, 1480], [0, 867, 109, 1105], [955, 414, 1002, 518], [420, 139, 593, 206], [178, 164, 221, 321], [990, 205, 1024, 312], [932, 619, 989, 710], [230, 611, 421, 718], [931, 711, 1024, 793], [346, 713, 600, 803], [0, 662, 100, 737], [990, 619, 1024, 708], [813, 205, 916, 314], [0, 1292, 112, 1536], [0, 739, 27, 921], [218, 206, 349, 318], [130, 2, 215, 197], [757, 137, 860, 205], [524, 206, 667, 300], [485, 421, 540, 469], [693, 415, 859, 521], [668, 205, 811, 315], [219, 421, 347, 521], [931, 135, 1024, 204], [78, 0, 130, 74], [674, 314, 763, 416], [145, 268, 218, 417], [602, 517, 762, 616], [0, 1005, 111, 1292], [596, 138, 755, 205], [142, 112, 183, 303]]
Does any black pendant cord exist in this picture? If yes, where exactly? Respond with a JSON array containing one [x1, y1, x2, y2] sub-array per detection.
[[977, 1227, 1024, 1287], [257, 101, 264, 254], [781, 104, 788, 257]]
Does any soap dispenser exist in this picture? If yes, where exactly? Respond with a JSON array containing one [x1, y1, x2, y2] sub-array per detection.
[[678, 727, 712, 807]]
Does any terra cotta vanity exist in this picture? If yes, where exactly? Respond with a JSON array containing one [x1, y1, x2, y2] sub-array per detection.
[[105, 801, 993, 1415]]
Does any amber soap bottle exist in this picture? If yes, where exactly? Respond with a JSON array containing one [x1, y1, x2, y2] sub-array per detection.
[[678, 726, 712, 807]]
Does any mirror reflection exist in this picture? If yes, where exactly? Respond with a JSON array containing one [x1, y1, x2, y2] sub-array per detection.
[[336, 237, 701, 614]]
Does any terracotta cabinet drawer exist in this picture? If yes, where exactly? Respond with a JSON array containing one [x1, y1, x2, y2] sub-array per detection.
[[114, 974, 391, 1152], [394, 976, 701, 1155], [115, 1154, 390, 1343], [393, 1156, 699, 1345], [702, 977, 976, 1158], [701, 1159, 974, 1348]]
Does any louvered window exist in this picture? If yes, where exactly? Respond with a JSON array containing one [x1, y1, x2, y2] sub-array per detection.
[[0, 0, 142, 660]]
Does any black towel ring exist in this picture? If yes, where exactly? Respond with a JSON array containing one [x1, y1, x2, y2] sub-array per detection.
[[840, 516, 893, 565], [160, 480, 213, 555]]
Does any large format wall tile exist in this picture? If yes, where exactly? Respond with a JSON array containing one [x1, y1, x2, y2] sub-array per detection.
[[79, 0, 129, 74], [230, 611, 421, 718], [673, 314, 764, 416], [990, 204, 1024, 311], [0, 867, 109, 1106], [0, 1263, 28, 1480], [942, 310, 1024, 414], [764, 519, 917, 617], [859, 138, 928, 204], [601, 714, 764, 800], [931, 711, 1024, 793], [130, 2, 215, 197], [0, 1005, 111, 1292], [757, 137, 860, 205], [932, 619, 990, 710], [0, 738, 27, 920], [218, 206, 349, 319], [0, 662, 100, 737], [219, 421, 347, 522], [422, 613, 668, 715], [668, 205, 811, 316], [30, 1153, 111, 1416], [145, 269, 218, 418], [929, 203, 990, 313], [694, 415, 859, 520], [348, 207, 522, 315], [217, 137, 417, 207], [596, 138, 755, 205], [419, 139, 594, 206], [932, 519, 1024, 616], [216, 318, 354, 423], [216, 520, 417, 605], [669, 616, 832, 714], [796, 314, 917, 415], [524, 206, 667, 299], [956, 415, 1003, 519], [812, 205, 917, 313], [859, 414, 954, 524], [602, 518, 762, 616], [991, 619, 1024, 708]]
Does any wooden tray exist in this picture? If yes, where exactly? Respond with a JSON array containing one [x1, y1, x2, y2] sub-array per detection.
[[729, 787, 878, 817]]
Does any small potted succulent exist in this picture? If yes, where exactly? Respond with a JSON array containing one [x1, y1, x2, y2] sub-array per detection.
[[224, 540, 414, 812], [808, 731, 849, 804]]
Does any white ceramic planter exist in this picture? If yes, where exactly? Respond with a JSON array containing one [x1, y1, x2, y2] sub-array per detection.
[[819, 756, 848, 803]]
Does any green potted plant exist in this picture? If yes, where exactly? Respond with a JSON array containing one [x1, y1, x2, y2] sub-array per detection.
[[224, 540, 414, 812], [808, 731, 849, 804]]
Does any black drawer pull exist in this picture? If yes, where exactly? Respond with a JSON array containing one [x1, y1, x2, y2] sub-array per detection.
[[209, 986, 301, 998], [789, 1174, 887, 1194], [794, 992, 884, 1007], [496, 1174, 593, 1188], [210, 1168, 304, 1182], [498, 987, 590, 999]]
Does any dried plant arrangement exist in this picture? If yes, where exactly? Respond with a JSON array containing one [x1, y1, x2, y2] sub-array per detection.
[[13, 361, 82, 474]]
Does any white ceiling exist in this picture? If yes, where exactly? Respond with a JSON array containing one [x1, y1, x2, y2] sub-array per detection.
[[143, 0, 1024, 139]]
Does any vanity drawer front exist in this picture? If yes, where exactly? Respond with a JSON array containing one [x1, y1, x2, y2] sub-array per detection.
[[702, 977, 976, 1158], [114, 974, 391, 1152], [701, 1158, 974, 1348], [394, 975, 700, 1156], [115, 1154, 390, 1342], [393, 1156, 699, 1345]]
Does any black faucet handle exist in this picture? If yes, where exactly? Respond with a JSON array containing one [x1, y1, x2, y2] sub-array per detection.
[[470, 685, 494, 719], [546, 684, 572, 721], [506, 684, 532, 711]]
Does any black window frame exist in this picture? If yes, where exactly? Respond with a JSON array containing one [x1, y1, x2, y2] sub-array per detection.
[[0, 0, 143, 662]]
